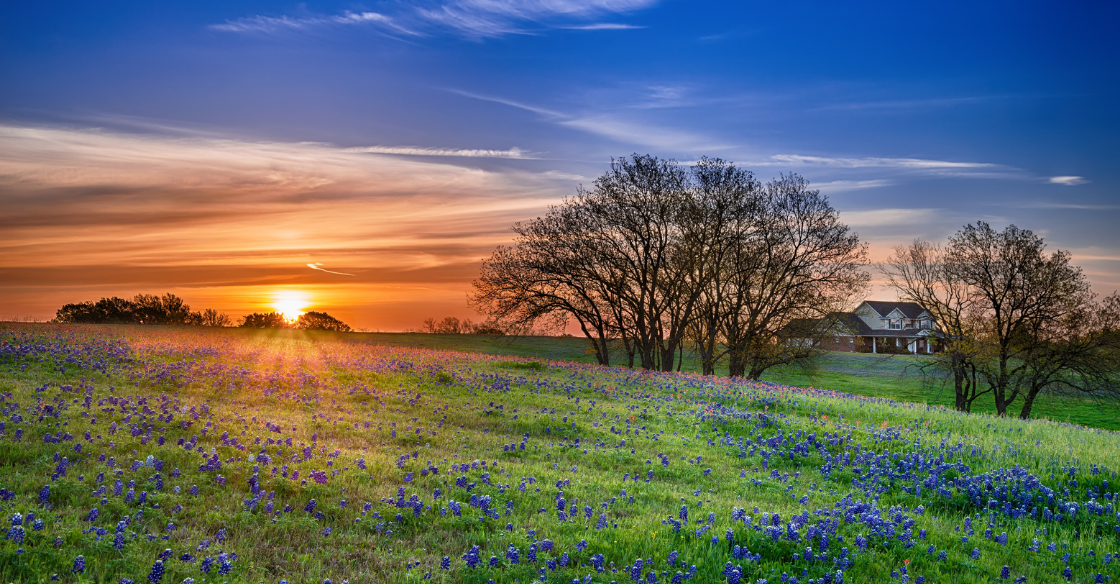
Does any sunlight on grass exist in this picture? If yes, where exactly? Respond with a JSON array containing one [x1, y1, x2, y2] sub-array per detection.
[[0, 323, 1117, 583]]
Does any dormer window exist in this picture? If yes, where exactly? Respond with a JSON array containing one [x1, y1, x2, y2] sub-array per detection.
[[890, 319, 901, 330]]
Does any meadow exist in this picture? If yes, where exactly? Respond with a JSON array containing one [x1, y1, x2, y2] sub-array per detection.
[[1, 323, 1119, 584], [338, 331, 1120, 432]]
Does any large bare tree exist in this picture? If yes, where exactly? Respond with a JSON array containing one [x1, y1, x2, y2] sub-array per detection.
[[721, 174, 869, 379], [472, 156, 868, 377], [948, 222, 1095, 416], [886, 222, 1119, 419], [883, 240, 988, 412]]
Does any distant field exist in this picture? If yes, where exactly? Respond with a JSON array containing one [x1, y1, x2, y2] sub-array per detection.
[[340, 330, 1120, 432], [1, 323, 1118, 583]]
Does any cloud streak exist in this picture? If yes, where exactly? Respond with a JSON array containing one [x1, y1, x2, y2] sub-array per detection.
[[768, 154, 996, 170], [212, 1, 655, 39], [345, 145, 529, 158], [1049, 175, 1089, 186], [417, 0, 656, 37], [308, 263, 354, 276], [210, 11, 417, 36]]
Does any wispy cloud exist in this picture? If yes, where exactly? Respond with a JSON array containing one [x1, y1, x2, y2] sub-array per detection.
[[1049, 175, 1089, 186], [345, 145, 530, 158], [307, 263, 354, 276], [813, 95, 993, 112], [813, 179, 893, 192], [210, 10, 416, 35], [213, 1, 655, 39], [1028, 202, 1118, 211], [561, 115, 731, 151], [449, 89, 729, 151], [768, 154, 995, 170], [562, 23, 644, 30], [842, 208, 940, 227], [445, 89, 565, 118], [418, 0, 656, 37]]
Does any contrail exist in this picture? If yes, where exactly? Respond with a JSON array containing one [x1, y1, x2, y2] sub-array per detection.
[[307, 263, 354, 276]]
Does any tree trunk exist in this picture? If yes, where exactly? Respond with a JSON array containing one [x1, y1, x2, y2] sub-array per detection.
[[1019, 387, 1042, 420], [747, 363, 766, 380], [621, 334, 635, 368], [588, 337, 609, 366], [728, 349, 746, 378], [953, 369, 967, 412]]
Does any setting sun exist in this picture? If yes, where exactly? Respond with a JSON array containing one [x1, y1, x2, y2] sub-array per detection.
[[272, 290, 310, 321]]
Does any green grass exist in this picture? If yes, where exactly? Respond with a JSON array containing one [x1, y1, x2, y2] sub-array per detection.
[[314, 329, 1120, 432], [1, 323, 1118, 584]]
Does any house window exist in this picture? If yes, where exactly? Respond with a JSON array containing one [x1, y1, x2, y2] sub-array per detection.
[[890, 319, 901, 330]]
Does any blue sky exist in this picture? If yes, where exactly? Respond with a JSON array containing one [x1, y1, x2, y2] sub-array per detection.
[[1, 1, 1118, 328]]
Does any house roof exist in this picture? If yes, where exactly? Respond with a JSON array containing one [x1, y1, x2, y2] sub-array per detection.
[[860, 300, 929, 319], [780, 312, 940, 339], [834, 312, 944, 338]]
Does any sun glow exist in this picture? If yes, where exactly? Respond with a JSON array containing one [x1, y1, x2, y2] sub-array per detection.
[[272, 290, 311, 321]]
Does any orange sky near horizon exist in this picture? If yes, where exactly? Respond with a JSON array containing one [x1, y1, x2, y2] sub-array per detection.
[[0, 125, 572, 330], [3, 124, 1119, 331]]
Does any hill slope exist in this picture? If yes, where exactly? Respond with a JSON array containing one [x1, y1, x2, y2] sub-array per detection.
[[1, 324, 1118, 583]]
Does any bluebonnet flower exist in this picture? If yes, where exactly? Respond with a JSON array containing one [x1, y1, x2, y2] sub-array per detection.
[[6, 525, 25, 544], [72, 555, 85, 574], [148, 560, 165, 584]]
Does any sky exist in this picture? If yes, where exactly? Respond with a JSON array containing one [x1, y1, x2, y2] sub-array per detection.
[[2, 0, 1119, 331]]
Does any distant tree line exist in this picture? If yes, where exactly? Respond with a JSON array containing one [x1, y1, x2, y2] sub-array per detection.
[[470, 154, 869, 378], [55, 293, 232, 327], [240, 311, 352, 332], [883, 222, 1120, 419], [54, 294, 352, 332], [418, 316, 505, 335]]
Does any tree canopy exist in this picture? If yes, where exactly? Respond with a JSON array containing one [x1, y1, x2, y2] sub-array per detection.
[[295, 311, 352, 332], [470, 154, 869, 378], [54, 293, 230, 326], [883, 222, 1120, 419]]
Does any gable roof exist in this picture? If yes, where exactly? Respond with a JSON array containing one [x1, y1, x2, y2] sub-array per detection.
[[781, 311, 943, 339], [860, 301, 929, 319], [780, 313, 873, 337]]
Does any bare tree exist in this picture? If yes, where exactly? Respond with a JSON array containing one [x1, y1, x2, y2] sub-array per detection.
[[470, 201, 616, 364], [199, 308, 232, 327], [883, 240, 988, 412], [947, 222, 1095, 416], [472, 157, 866, 377], [579, 154, 702, 371], [685, 158, 762, 375], [1013, 293, 1120, 418], [722, 174, 869, 379], [886, 226, 1119, 418]]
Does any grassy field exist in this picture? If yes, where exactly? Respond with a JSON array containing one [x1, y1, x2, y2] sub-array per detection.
[[1, 323, 1119, 584], [341, 330, 1120, 432]]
